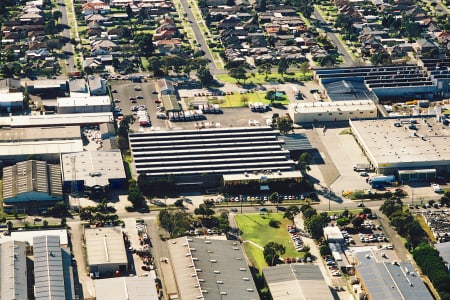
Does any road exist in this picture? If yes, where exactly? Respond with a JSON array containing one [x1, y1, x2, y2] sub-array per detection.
[[56, 0, 76, 74], [178, 0, 223, 74], [313, 8, 356, 67]]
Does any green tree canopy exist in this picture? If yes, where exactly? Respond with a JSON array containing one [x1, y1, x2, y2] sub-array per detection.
[[283, 205, 301, 224], [263, 242, 286, 266]]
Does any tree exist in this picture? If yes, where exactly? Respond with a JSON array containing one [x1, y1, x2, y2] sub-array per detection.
[[263, 242, 286, 266], [277, 115, 293, 134], [269, 192, 281, 210], [6, 221, 13, 232], [258, 63, 271, 79], [174, 199, 184, 208], [229, 67, 248, 84], [319, 55, 336, 67], [283, 205, 300, 224], [126, 4, 133, 19], [303, 207, 317, 219], [297, 152, 311, 175], [299, 62, 310, 79], [52, 10, 62, 22], [197, 66, 213, 86], [240, 95, 249, 106], [257, 0, 266, 11], [128, 187, 146, 208], [305, 214, 327, 240], [336, 217, 351, 228], [380, 199, 401, 217], [351, 216, 364, 230], [277, 58, 289, 78], [134, 33, 154, 56], [319, 244, 331, 256], [194, 204, 215, 219]]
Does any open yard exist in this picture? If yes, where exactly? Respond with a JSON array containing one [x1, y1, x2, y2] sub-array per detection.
[[235, 213, 305, 270], [222, 91, 288, 107]]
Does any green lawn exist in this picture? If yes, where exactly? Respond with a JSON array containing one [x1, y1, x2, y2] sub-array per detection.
[[235, 213, 305, 270], [223, 91, 288, 107], [216, 71, 312, 85], [243, 242, 267, 271]]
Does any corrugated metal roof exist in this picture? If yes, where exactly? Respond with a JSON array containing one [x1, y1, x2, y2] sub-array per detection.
[[263, 264, 334, 300], [3, 160, 62, 201], [33, 235, 66, 300], [168, 237, 258, 300], [95, 277, 159, 300], [0, 240, 27, 300], [85, 227, 127, 267]]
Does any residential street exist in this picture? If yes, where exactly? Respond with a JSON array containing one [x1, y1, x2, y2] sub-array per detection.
[[56, 0, 76, 74], [177, 0, 224, 74], [313, 7, 356, 67]]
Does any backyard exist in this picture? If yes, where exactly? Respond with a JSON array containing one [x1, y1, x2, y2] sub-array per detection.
[[235, 213, 305, 271]]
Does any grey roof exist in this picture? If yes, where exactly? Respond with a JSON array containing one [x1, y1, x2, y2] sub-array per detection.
[[33, 235, 66, 300], [94, 277, 159, 300], [263, 264, 333, 300], [61, 150, 126, 187], [129, 127, 297, 177], [350, 118, 450, 169], [61, 247, 76, 300], [84, 227, 127, 267], [87, 75, 105, 92], [0, 240, 27, 300], [278, 133, 313, 151], [168, 237, 258, 300], [323, 80, 378, 102], [68, 78, 88, 93], [3, 160, 62, 201], [356, 251, 433, 300], [435, 242, 450, 264]]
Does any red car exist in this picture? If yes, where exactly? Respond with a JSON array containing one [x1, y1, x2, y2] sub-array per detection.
[[155, 99, 161, 104]]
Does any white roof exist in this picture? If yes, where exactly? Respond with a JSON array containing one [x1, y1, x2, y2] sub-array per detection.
[[85, 227, 127, 266], [57, 95, 110, 107], [11, 229, 68, 246], [0, 113, 113, 127], [95, 277, 159, 300], [291, 100, 377, 113], [0, 91, 23, 103], [61, 150, 126, 187]]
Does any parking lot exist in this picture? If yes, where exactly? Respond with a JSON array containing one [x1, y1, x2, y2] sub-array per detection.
[[109, 80, 167, 131]]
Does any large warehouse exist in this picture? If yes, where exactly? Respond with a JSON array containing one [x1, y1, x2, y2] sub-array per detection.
[[84, 226, 128, 275], [167, 237, 258, 299], [263, 264, 333, 300], [0, 240, 27, 300], [60, 150, 127, 197], [56, 95, 111, 114], [350, 117, 450, 176], [289, 100, 378, 123], [129, 126, 301, 187], [2, 160, 63, 210], [0, 126, 83, 162], [355, 250, 433, 300]]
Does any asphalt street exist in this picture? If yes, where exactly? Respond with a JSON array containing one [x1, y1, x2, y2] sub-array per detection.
[[313, 8, 356, 67], [56, 0, 76, 74], [178, 0, 223, 74]]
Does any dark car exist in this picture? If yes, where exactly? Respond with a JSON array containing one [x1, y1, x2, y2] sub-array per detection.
[[112, 89, 118, 93]]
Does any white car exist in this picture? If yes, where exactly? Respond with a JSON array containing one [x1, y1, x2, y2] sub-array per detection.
[[432, 183, 443, 193]]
